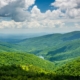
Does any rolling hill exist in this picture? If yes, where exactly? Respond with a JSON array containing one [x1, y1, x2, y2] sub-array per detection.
[[0, 52, 79, 80], [0, 52, 55, 71], [0, 31, 80, 80], [0, 31, 80, 64], [14, 31, 80, 63], [55, 57, 80, 76]]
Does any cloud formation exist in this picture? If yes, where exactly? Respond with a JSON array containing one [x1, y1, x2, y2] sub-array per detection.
[[51, 0, 80, 18], [0, 0, 80, 30], [0, 0, 35, 22]]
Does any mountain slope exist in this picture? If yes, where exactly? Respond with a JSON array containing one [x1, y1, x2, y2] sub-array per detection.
[[15, 31, 80, 52], [0, 31, 80, 64], [0, 52, 54, 71], [0, 64, 79, 80], [0, 31, 80, 80], [46, 39, 80, 61], [0, 41, 18, 52], [14, 31, 80, 63], [55, 57, 80, 76]]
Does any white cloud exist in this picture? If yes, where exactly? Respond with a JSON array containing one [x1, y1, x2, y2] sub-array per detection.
[[75, 23, 80, 28], [51, 0, 80, 18], [0, 20, 24, 29], [12, 8, 31, 22], [0, 19, 65, 29], [51, 0, 77, 10], [0, 0, 35, 9], [0, 0, 80, 31], [0, 0, 35, 22]]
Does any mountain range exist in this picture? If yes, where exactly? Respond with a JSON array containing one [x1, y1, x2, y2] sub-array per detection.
[[0, 31, 80, 80]]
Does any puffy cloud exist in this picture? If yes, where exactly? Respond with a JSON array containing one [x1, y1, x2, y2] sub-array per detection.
[[0, 0, 80, 30], [51, 0, 80, 18], [31, 5, 46, 21], [66, 8, 80, 18], [0, 20, 22, 28], [0, 0, 80, 22], [12, 8, 31, 22], [51, 0, 77, 10], [0, 0, 35, 22], [0, 19, 65, 29]]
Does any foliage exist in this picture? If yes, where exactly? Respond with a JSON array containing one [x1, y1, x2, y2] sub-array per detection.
[[0, 52, 54, 71], [0, 31, 80, 80], [55, 57, 80, 76], [0, 65, 80, 80]]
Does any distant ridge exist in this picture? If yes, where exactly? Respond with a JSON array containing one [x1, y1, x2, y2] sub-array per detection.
[[0, 31, 80, 66]]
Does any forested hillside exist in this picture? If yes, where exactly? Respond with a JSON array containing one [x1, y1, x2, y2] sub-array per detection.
[[56, 57, 80, 76], [0, 31, 80, 80], [0, 64, 79, 80], [15, 31, 80, 65], [0, 52, 54, 71]]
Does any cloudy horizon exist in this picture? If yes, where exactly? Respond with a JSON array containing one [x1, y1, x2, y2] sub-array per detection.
[[0, 0, 80, 34]]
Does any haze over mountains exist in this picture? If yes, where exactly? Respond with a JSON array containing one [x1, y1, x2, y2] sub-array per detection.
[[0, 0, 80, 79], [0, 31, 80, 80], [0, 31, 80, 60], [0, 32, 50, 43]]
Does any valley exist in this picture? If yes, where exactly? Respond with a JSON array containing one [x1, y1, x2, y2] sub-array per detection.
[[0, 31, 80, 80]]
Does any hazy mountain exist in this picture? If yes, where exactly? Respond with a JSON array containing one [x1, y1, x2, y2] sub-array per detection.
[[13, 31, 80, 63], [0, 31, 80, 63], [0, 33, 50, 43], [0, 31, 80, 80]]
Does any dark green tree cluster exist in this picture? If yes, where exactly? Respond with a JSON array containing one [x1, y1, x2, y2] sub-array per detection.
[[56, 58, 80, 76], [0, 65, 80, 80], [0, 52, 54, 71]]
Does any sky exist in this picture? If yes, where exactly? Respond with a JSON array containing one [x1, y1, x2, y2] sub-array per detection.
[[0, 0, 80, 34]]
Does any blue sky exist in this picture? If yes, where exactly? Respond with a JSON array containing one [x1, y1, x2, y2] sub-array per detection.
[[35, 0, 55, 12], [0, 0, 80, 34]]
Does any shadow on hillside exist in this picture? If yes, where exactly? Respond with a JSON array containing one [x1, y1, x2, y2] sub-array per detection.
[[0, 65, 80, 80]]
